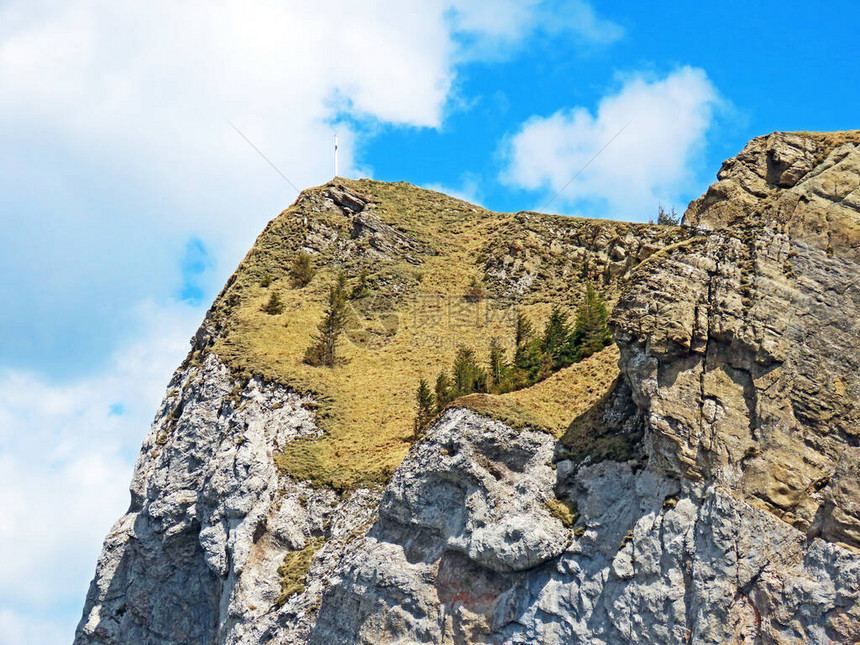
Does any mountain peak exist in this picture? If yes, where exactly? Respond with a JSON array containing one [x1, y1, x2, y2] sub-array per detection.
[[76, 131, 860, 645], [192, 178, 686, 490], [684, 129, 860, 230]]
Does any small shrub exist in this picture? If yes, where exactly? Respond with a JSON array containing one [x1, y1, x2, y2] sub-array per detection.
[[275, 537, 325, 606], [259, 274, 273, 287], [349, 270, 370, 299], [545, 498, 578, 528], [464, 276, 486, 302], [290, 252, 316, 287], [262, 292, 284, 315]]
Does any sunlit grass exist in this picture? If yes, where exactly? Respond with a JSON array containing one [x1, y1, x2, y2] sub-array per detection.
[[455, 345, 620, 438], [209, 178, 675, 489]]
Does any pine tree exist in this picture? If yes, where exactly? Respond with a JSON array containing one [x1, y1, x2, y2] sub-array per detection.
[[656, 204, 680, 226], [487, 337, 508, 392], [452, 346, 487, 396], [513, 311, 540, 379], [290, 252, 316, 287], [514, 310, 533, 351], [261, 292, 284, 315], [542, 305, 573, 370], [570, 283, 612, 360], [303, 274, 348, 367], [435, 371, 454, 412], [349, 270, 370, 299], [414, 378, 435, 437]]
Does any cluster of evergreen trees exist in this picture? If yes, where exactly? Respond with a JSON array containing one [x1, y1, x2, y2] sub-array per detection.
[[414, 284, 611, 435]]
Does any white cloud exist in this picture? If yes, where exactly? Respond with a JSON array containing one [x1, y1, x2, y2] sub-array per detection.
[[0, 0, 459, 237], [449, 0, 623, 59], [421, 172, 485, 207], [0, 299, 203, 642], [501, 67, 720, 220]]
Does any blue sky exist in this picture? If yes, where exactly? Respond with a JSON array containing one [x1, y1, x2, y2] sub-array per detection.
[[0, 1, 856, 641]]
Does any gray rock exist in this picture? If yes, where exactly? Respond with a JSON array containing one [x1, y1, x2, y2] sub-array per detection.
[[75, 353, 382, 645], [309, 418, 860, 644], [351, 209, 431, 264], [613, 132, 860, 547], [77, 342, 860, 644]]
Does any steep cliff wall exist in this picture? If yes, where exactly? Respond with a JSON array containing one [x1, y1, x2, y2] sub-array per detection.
[[613, 131, 860, 548], [77, 131, 860, 644]]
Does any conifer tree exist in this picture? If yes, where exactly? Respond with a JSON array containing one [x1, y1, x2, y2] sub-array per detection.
[[414, 378, 435, 437], [290, 252, 316, 287], [435, 371, 454, 412], [513, 311, 542, 381], [349, 270, 370, 299], [542, 305, 574, 370], [514, 311, 533, 352], [570, 283, 612, 360], [452, 346, 487, 396], [488, 337, 508, 392], [303, 274, 348, 367], [261, 292, 284, 315], [656, 204, 680, 225]]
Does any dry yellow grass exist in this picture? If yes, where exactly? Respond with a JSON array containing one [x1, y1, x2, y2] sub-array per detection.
[[276, 537, 325, 606], [215, 269, 524, 489], [790, 130, 860, 149], [454, 345, 620, 437], [207, 179, 674, 489]]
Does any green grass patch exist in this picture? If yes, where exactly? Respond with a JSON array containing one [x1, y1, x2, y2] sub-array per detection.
[[276, 537, 325, 606]]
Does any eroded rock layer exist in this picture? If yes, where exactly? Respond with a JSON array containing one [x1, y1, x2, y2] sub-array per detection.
[[613, 131, 860, 549]]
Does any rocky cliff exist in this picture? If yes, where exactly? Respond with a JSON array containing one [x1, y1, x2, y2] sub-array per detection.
[[76, 131, 860, 644]]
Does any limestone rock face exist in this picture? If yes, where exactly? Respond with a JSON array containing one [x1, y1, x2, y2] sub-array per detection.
[[613, 131, 860, 549], [307, 411, 860, 644], [683, 131, 858, 229], [75, 353, 382, 645], [377, 410, 570, 573]]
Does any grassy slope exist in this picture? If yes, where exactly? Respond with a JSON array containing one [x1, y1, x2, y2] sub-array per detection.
[[206, 179, 685, 489], [456, 345, 620, 437]]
